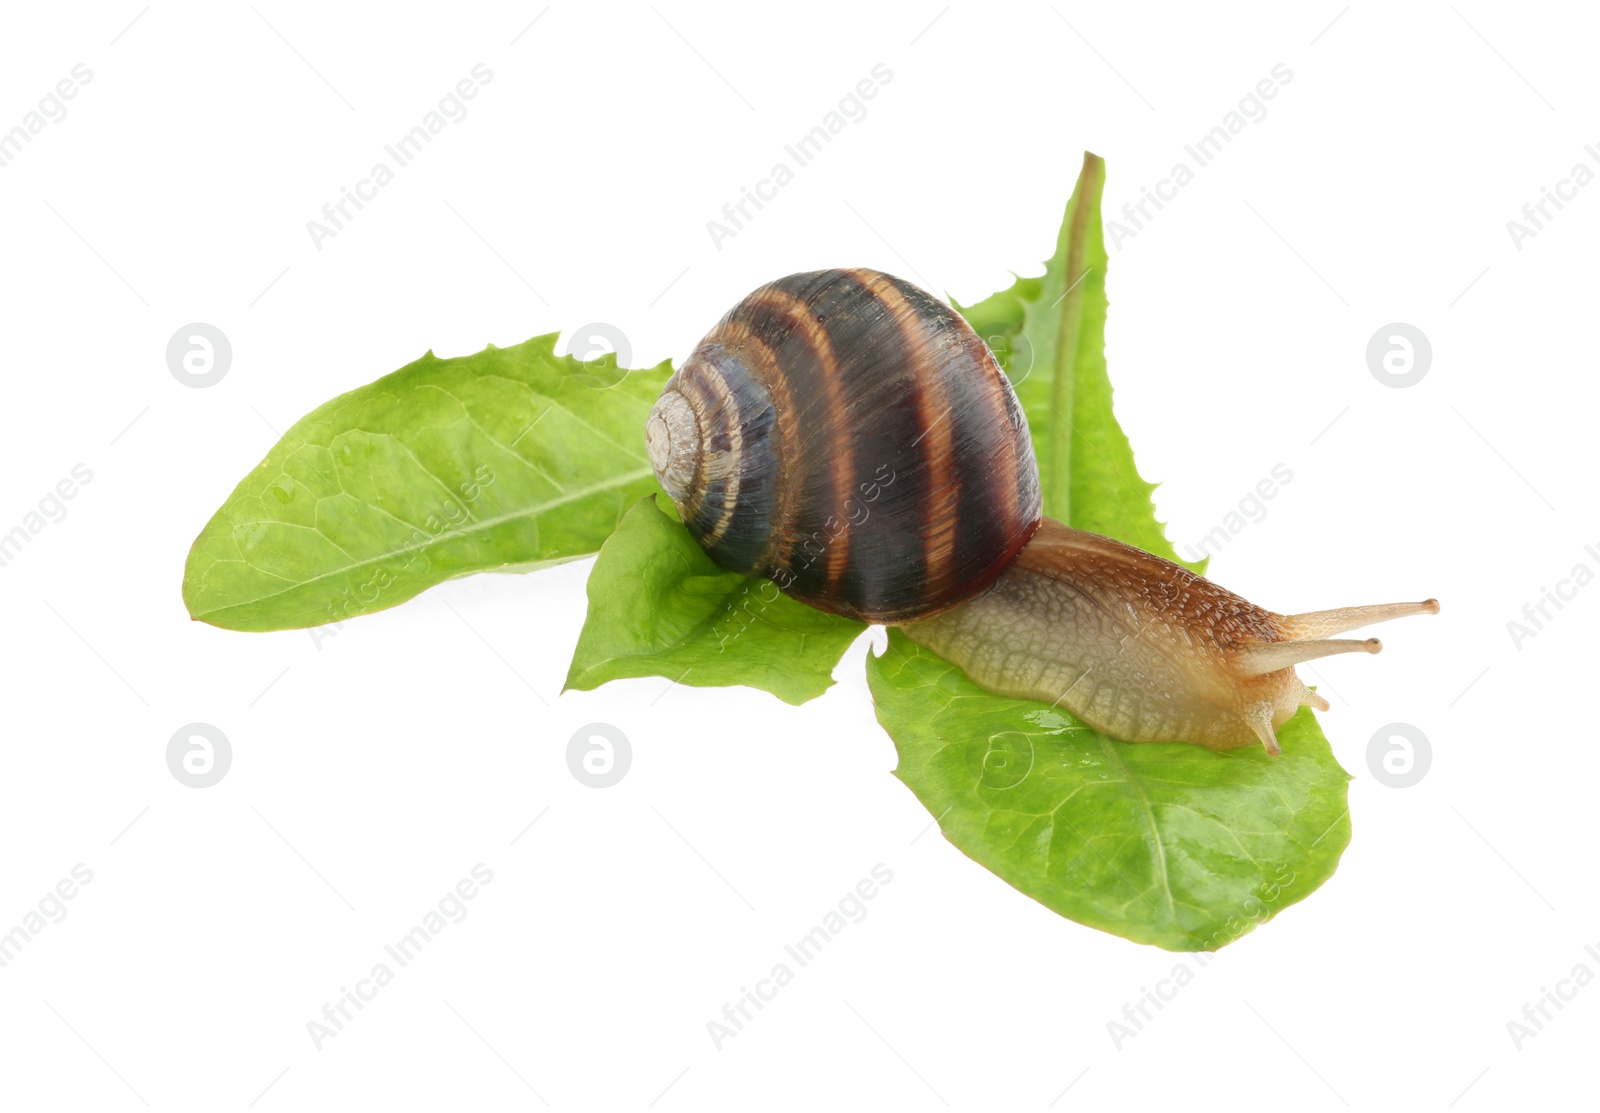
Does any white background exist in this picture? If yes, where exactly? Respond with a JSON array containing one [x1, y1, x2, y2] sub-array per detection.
[[0, 2, 1593, 1109]]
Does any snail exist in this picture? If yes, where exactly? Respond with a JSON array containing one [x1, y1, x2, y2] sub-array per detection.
[[645, 268, 1438, 755]]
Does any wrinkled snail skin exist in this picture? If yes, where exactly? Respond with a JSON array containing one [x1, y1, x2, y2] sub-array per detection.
[[901, 520, 1440, 753], [647, 268, 1440, 756]]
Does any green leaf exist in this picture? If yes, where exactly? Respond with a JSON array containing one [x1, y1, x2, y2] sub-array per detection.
[[564, 496, 866, 705], [869, 631, 1351, 951], [956, 152, 1201, 574], [183, 335, 670, 631], [878, 153, 1353, 949]]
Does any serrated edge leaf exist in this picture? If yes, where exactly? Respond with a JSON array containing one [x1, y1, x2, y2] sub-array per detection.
[[183, 334, 670, 631], [563, 495, 866, 706]]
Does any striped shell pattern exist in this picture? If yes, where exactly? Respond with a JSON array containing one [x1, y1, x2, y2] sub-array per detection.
[[645, 268, 1042, 624]]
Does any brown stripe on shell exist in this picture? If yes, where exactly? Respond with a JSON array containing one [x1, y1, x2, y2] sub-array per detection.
[[728, 285, 855, 594], [691, 362, 745, 548], [851, 268, 959, 607], [956, 316, 1023, 550], [699, 319, 794, 575]]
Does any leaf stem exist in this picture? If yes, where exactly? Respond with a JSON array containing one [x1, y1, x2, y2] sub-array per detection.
[[1045, 151, 1105, 522]]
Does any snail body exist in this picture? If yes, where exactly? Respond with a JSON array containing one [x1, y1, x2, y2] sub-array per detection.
[[647, 269, 1438, 755]]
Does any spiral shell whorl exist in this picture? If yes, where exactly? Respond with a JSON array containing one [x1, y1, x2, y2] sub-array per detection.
[[645, 390, 697, 503], [647, 268, 1041, 624], [647, 344, 780, 577]]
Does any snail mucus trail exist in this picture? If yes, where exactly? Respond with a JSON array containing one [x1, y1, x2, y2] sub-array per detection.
[[645, 268, 1438, 755]]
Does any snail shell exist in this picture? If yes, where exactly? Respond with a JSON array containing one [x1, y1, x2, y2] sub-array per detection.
[[647, 268, 1041, 623], [646, 269, 1439, 755]]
